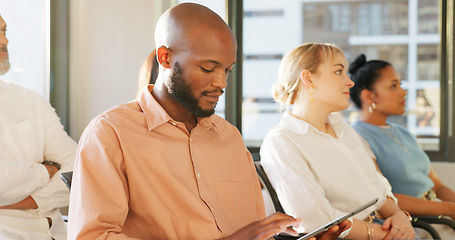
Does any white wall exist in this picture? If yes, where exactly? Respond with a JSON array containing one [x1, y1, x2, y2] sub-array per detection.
[[68, 0, 171, 141], [431, 162, 455, 190]]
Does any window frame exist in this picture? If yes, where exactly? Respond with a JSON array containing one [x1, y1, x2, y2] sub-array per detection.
[[226, 0, 455, 162]]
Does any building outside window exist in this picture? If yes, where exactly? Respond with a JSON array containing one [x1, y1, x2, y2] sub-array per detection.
[[242, 0, 441, 151]]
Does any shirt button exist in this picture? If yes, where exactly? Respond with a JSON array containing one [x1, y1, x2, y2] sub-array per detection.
[[170, 121, 176, 126], [197, 173, 201, 178]]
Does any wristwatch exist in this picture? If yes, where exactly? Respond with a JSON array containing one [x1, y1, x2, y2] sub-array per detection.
[[42, 160, 61, 170]]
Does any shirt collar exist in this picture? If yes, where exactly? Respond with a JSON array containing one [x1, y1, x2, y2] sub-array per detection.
[[279, 111, 345, 136], [279, 111, 310, 135], [137, 85, 221, 133]]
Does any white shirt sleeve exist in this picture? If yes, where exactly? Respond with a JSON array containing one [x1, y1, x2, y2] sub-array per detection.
[[260, 131, 351, 236], [29, 92, 76, 213], [0, 83, 76, 211], [0, 161, 49, 206]]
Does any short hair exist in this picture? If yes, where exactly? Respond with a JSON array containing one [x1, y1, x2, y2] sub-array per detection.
[[349, 54, 391, 109], [272, 43, 344, 107]]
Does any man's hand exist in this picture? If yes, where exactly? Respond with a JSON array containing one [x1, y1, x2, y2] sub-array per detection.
[[42, 161, 59, 178], [220, 212, 301, 240], [311, 219, 351, 240]]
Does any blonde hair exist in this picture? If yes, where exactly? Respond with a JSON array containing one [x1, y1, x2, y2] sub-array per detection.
[[272, 43, 344, 107]]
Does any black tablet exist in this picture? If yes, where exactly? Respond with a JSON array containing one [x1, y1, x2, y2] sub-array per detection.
[[297, 197, 379, 240], [60, 171, 73, 190]]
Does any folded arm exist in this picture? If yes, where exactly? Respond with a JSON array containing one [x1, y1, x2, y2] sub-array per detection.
[[0, 162, 59, 209], [0, 161, 49, 206], [28, 94, 76, 213]]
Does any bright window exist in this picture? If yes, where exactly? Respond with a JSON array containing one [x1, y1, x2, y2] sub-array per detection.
[[0, 0, 50, 98], [242, 0, 441, 151]]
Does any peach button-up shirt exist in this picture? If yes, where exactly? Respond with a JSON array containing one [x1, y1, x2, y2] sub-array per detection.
[[68, 86, 266, 240]]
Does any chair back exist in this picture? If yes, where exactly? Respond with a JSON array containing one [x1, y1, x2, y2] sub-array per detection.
[[254, 161, 285, 214]]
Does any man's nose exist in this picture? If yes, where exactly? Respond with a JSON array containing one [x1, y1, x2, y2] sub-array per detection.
[[0, 29, 8, 46], [0, 36, 8, 46], [212, 71, 228, 90]]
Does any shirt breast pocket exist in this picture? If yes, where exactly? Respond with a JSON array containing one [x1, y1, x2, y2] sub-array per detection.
[[16, 118, 44, 162], [216, 181, 257, 230]]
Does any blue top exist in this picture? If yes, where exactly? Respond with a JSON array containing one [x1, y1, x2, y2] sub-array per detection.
[[352, 121, 433, 198]]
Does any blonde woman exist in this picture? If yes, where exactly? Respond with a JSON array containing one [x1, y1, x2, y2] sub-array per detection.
[[260, 43, 415, 239]]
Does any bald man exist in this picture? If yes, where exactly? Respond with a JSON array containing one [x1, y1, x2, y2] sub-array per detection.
[[68, 3, 349, 240]]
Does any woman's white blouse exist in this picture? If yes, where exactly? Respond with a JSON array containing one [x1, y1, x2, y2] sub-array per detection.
[[260, 112, 395, 235]]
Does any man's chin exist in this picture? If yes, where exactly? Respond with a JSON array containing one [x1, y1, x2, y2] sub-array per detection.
[[0, 58, 10, 75], [195, 110, 215, 118], [192, 106, 215, 118]]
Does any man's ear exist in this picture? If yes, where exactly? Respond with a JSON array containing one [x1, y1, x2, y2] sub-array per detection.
[[299, 69, 312, 87], [157, 46, 171, 69], [360, 89, 375, 104]]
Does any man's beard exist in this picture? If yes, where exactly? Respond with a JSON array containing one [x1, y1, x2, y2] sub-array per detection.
[[0, 47, 10, 75], [168, 63, 221, 118]]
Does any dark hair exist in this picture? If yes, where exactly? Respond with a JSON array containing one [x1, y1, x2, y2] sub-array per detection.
[[349, 54, 391, 109]]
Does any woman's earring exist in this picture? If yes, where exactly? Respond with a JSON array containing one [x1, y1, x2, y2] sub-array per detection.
[[309, 85, 314, 103], [368, 102, 376, 113]]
